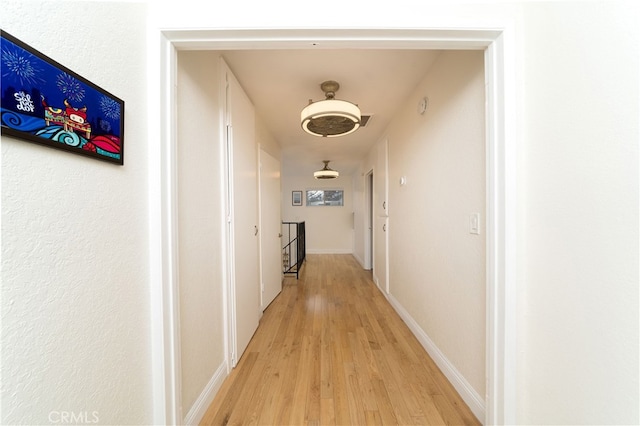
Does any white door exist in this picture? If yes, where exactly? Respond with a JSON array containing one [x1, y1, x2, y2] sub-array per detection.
[[226, 65, 260, 366], [259, 148, 282, 309]]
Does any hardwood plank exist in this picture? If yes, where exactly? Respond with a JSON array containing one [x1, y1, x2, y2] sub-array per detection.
[[348, 330, 378, 412], [290, 335, 312, 425], [365, 409, 383, 425], [432, 393, 469, 425], [305, 336, 321, 424], [370, 376, 399, 425], [254, 335, 289, 425], [224, 356, 267, 425], [320, 397, 336, 425], [344, 361, 367, 425], [200, 254, 480, 426], [320, 309, 334, 399], [329, 326, 351, 425], [355, 325, 380, 380], [371, 348, 417, 425], [377, 336, 426, 418], [200, 352, 258, 425], [271, 294, 305, 425]]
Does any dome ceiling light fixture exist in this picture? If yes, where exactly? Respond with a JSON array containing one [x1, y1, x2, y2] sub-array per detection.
[[314, 160, 339, 180], [301, 80, 361, 138]]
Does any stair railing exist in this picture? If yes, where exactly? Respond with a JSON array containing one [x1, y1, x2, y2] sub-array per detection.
[[282, 221, 305, 279]]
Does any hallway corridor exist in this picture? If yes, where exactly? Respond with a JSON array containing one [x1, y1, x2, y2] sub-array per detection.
[[201, 254, 480, 425]]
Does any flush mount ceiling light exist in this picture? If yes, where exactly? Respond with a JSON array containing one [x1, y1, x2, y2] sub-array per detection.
[[301, 80, 361, 137], [314, 160, 339, 179]]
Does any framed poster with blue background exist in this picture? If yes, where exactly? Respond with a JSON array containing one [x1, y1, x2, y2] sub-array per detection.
[[1, 30, 124, 165]]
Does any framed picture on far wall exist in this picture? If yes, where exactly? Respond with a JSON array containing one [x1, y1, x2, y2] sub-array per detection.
[[0, 30, 125, 165], [306, 189, 344, 206], [292, 190, 302, 206]]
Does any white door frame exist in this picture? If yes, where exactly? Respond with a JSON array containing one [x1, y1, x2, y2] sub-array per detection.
[[222, 66, 237, 370], [154, 28, 516, 426], [364, 170, 374, 270]]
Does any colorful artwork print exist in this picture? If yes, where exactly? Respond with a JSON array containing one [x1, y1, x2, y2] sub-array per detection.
[[1, 30, 124, 165]]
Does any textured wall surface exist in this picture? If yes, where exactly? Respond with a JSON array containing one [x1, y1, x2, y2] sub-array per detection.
[[1, 1, 152, 424]]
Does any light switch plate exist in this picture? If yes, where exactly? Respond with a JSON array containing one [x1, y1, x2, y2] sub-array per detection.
[[470, 213, 480, 234]]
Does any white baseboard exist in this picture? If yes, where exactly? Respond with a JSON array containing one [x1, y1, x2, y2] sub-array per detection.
[[352, 251, 365, 268], [183, 362, 227, 425], [306, 249, 353, 254], [386, 294, 486, 423]]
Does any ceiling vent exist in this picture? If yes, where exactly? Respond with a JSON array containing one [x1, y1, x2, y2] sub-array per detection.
[[360, 114, 373, 127]]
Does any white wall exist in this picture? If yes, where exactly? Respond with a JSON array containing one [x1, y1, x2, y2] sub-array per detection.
[[176, 51, 226, 419], [1, 1, 152, 424], [387, 49, 486, 398], [518, 3, 639, 424], [256, 114, 281, 160], [281, 174, 354, 253], [353, 50, 486, 412]]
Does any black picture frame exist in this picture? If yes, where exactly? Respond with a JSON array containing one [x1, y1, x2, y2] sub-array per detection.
[[292, 190, 302, 206], [1, 30, 124, 165]]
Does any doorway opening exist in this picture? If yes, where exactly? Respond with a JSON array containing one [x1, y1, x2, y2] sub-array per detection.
[[155, 28, 516, 426]]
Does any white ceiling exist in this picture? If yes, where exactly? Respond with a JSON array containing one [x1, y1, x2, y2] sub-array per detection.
[[220, 49, 442, 177]]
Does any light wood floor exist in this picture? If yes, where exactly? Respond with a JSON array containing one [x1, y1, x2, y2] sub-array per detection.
[[201, 254, 480, 426]]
